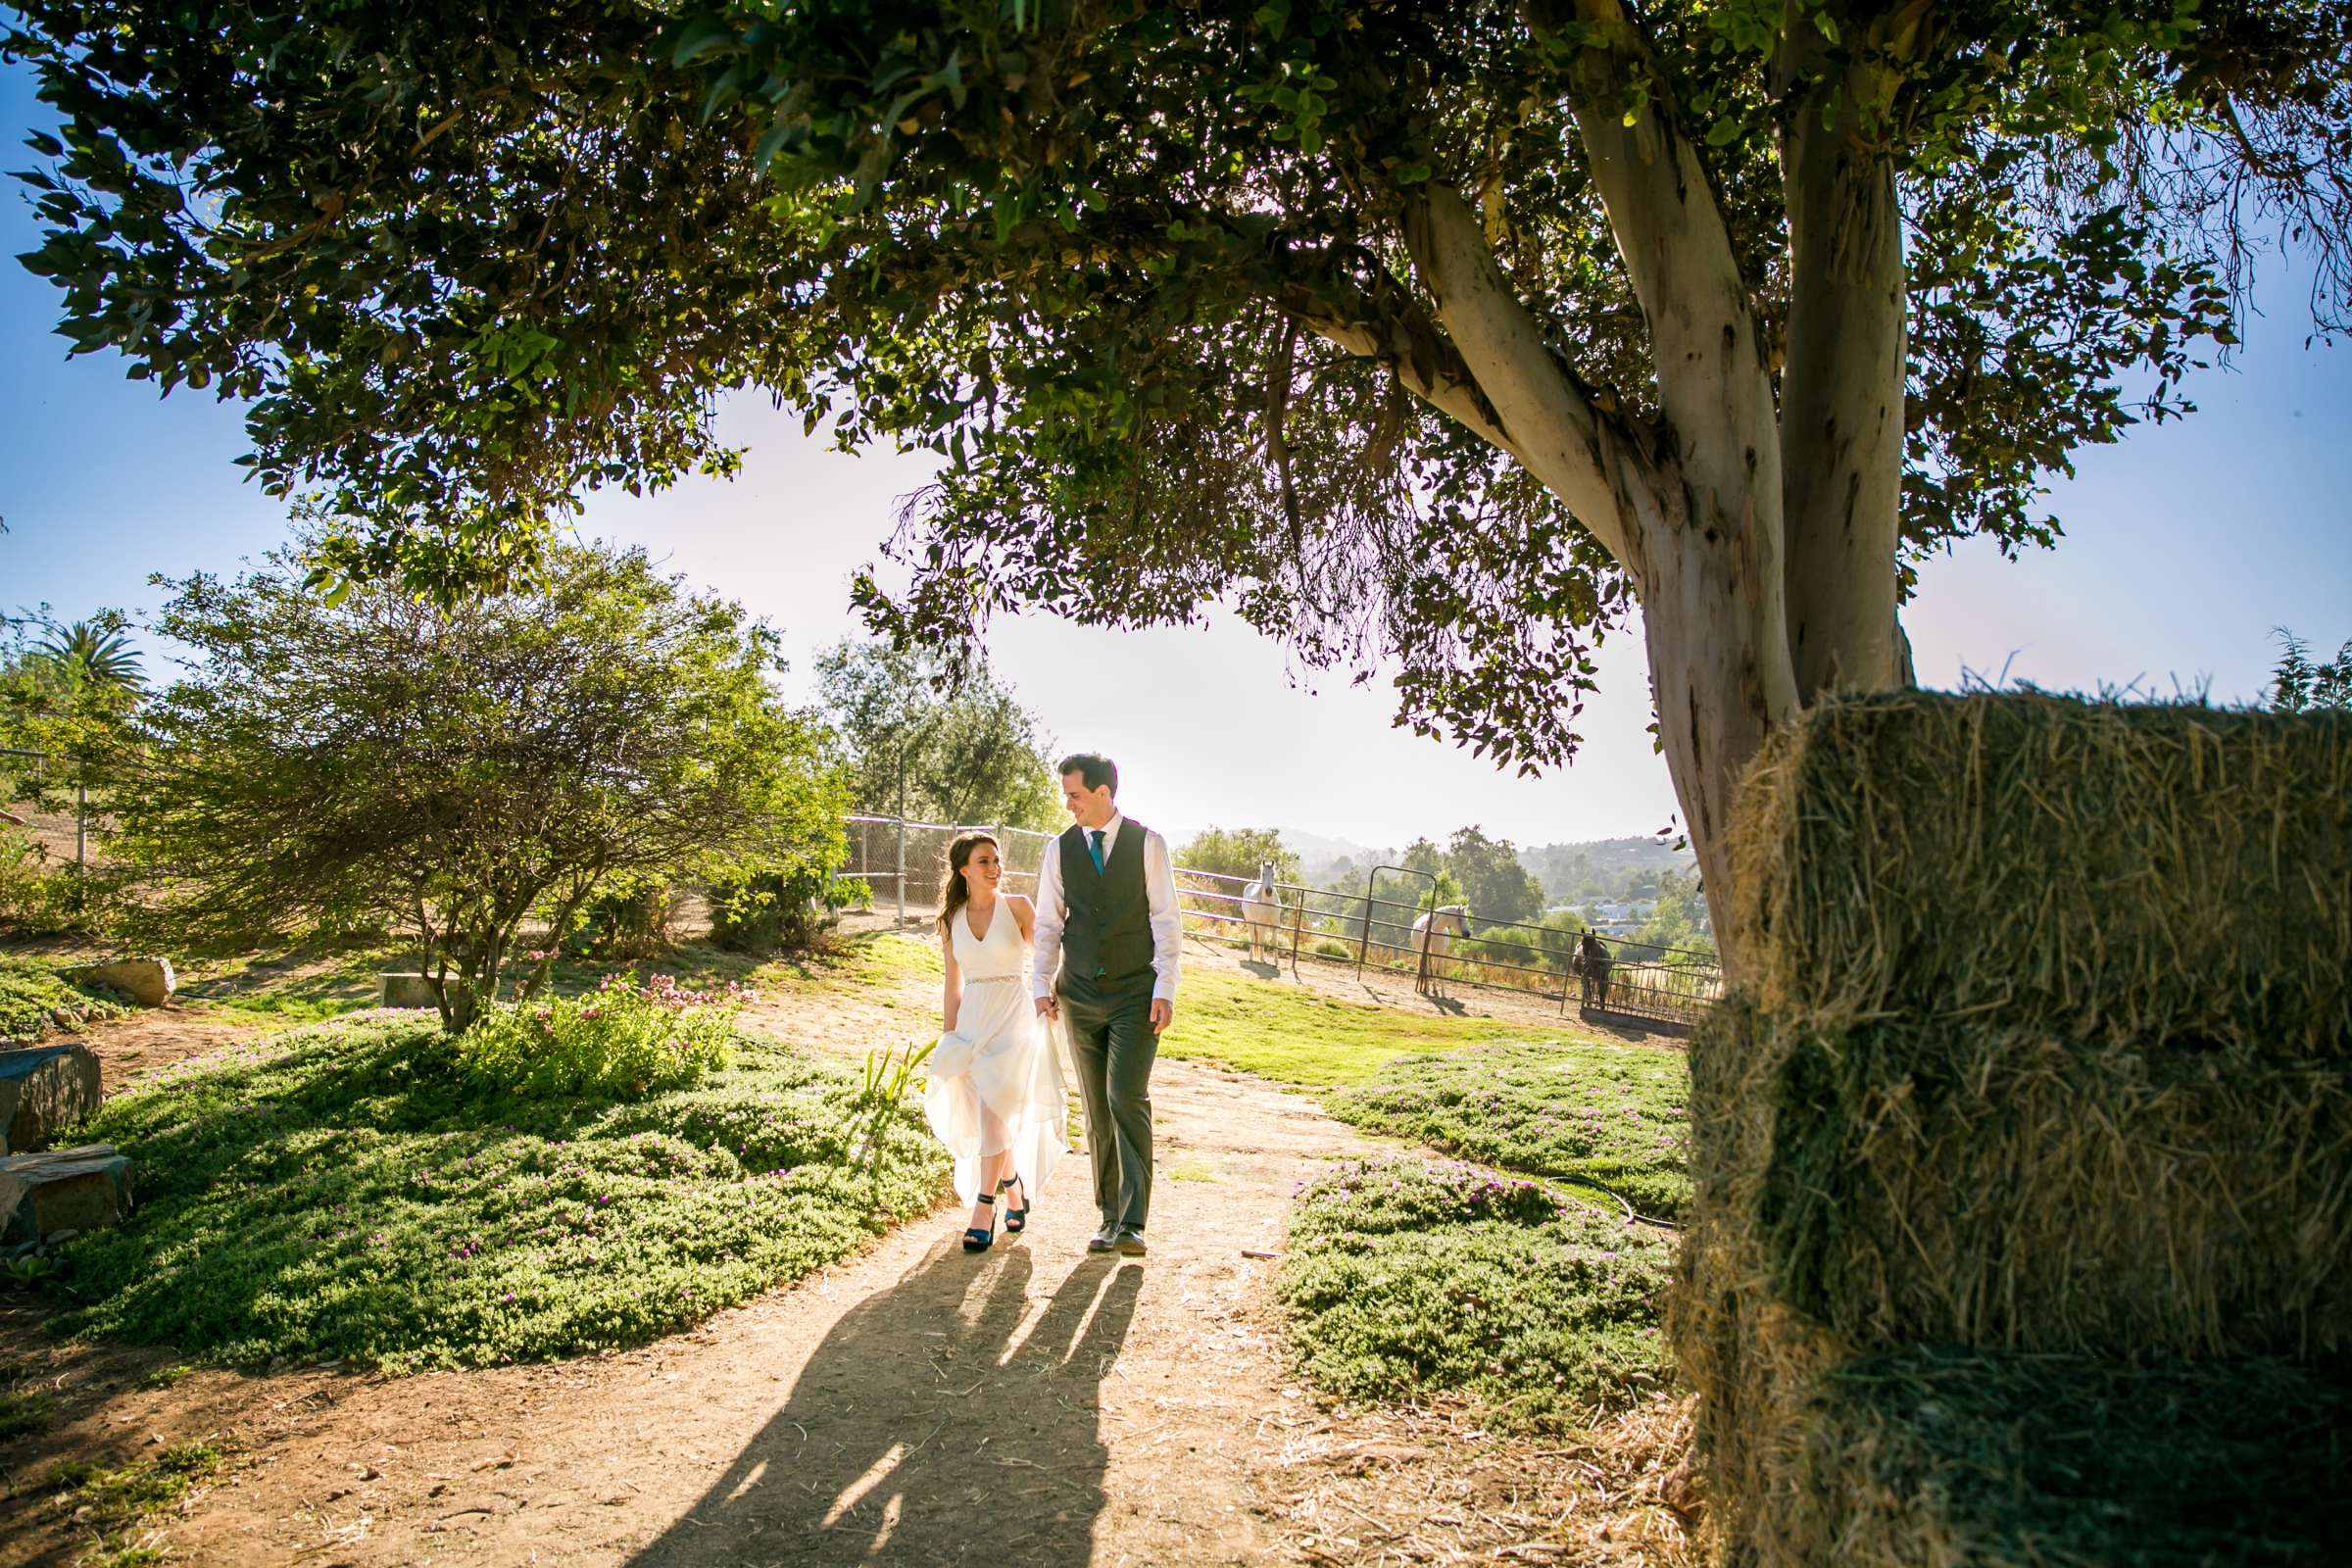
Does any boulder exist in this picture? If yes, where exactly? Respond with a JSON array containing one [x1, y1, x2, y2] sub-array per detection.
[[0, 1145, 133, 1247], [0, 1045, 102, 1155], [377, 973, 443, 1009], [63, 956, 176, 1007]]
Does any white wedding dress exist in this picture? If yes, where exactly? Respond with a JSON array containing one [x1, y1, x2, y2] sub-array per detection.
[[923, 903, 1067, 1207]]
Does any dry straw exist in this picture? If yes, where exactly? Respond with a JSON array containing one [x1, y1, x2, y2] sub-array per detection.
[[1729, 691, 2352, 1054]]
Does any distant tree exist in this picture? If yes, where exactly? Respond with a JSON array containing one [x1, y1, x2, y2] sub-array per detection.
[[1175, 826, 1301, 886], [0, 609, 143, 808], [1400, 838, 1446, 883], [1443, 825, 1545, 927], [2269, 628, 2352, 712], [814, 640, 1058, 832], [115, 540, 846, 1031], [1458, 907, 1587, 974], [1629, 871, 1715, 958], [34, 617, 143, 691]]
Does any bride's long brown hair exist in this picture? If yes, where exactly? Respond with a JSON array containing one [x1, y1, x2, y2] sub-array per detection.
[[935, 831, 1001, 938]]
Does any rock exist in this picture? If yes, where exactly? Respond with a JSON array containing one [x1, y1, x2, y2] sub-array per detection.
[[50, 1006, 80, 1030], [0, 1045, 102, 1155], [378, 973, 443, 1009], [63, 956, 175, 1007], [0, 1145, 134, 1248]]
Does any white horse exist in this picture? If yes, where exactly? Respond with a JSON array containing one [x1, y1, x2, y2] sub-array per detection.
[[1241, 858, 1282, 963], [1411, 905, 1472, 996]]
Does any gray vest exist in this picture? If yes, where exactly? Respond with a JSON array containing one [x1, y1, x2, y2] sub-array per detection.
[[1058, 818, 1154, 995]]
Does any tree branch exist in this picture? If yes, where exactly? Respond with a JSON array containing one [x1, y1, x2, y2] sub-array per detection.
[[1398, 181, 1638, 564]]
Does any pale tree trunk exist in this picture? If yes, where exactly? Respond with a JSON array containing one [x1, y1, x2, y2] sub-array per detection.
[[1778, 84, 1911, 700], [1560, 13, 1803, 970]]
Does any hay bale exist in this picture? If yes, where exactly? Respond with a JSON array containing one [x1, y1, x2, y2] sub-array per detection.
[[1671, 1222, 1845, 1566], [1669, 998, 1844, 1563], [1672, 1000, 2352, 1562], [1769, 1348, 2352, 1567], [1697, 1002, 2352, 1363], [1730, 692, 2352, 1053]]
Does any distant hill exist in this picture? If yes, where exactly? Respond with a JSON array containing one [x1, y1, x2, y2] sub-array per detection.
[[1522, 835, 1696, 907], [1279, 827, 1388, 867]]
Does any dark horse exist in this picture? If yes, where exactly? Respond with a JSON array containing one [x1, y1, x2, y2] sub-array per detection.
[[1576, 930, 1613, 1010]]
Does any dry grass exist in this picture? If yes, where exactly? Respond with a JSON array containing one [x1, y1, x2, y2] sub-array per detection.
[[1256, 1390, 1698, 1566]]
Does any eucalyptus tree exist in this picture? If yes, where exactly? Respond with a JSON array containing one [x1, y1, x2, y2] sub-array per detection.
[[12, 0, 2349, 956]]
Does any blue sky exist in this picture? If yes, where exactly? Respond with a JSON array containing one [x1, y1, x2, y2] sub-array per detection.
[[3, 60, 2347, 849]]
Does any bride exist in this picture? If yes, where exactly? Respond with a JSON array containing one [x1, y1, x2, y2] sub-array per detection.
[[923, 831, 1067, 1252]]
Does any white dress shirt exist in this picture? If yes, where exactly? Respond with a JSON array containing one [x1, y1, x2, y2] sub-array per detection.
[[1028, 811, 1182, 1004]]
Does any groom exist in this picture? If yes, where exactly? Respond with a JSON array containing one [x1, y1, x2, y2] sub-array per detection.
[[1030, 752, 1181, 1258]]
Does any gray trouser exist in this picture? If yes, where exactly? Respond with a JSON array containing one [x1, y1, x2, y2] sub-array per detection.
[[1060, 980, 1158, 1232]]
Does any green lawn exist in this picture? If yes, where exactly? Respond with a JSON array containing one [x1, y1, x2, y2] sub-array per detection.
[[1325, 1041, 1692, 1220], [1277, 1158, 1677, 1433], [50, 1014, 947, 1372], [1160, 967, 1551, 1086]]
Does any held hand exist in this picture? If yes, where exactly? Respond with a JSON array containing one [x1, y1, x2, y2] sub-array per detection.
[[1035, 994, 1059, 1021], [1150, 998, 1173, 1035]]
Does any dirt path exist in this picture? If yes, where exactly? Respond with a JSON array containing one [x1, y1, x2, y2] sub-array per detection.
[[2, 946, 1694, 1568]]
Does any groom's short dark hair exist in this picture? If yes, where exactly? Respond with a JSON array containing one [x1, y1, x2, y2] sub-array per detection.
[[1058, 752, 1118, 797]]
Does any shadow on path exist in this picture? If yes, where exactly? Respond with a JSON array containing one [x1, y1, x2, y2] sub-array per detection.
[[630, 1244, 1141, 1567]]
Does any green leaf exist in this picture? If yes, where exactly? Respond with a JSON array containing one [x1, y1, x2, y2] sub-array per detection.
[[669, 15, 734, 68]]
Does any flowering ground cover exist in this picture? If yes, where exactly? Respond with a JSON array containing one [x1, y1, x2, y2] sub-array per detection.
[[1277, 1159, 1678, 1434], [1276, 1041, 1690, 1435], [1323, 1041, 1692, 1220], [46, 1009, 947, 1372]]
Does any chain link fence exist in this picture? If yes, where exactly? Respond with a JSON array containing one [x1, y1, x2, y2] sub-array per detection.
[[1, 748, 100, 868]]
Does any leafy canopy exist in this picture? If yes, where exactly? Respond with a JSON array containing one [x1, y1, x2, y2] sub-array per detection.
[[9, 0, 2348, 766]]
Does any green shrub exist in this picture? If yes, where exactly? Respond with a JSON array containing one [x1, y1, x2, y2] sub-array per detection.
[[1279, 1158, 1676, 1432], [455, 972, 747, 1098], [0, 829, 96, 937], [568, 881, 678, 959], [710, 864, 860, 954], [49, 1015, 947, 1371], [1309, 937, 1354, 960], [1325, 1041, 1691, 1219]]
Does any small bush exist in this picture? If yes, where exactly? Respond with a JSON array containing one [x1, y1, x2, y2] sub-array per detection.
[[454, 973, 750, 1099], [1279, 1158, 1676, 1432], [1309, 937, 1355, 960], [0, 829, 95, 938], [569, 882, 678, 959]]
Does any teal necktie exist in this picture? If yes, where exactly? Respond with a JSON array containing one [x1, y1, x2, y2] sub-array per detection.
[[1089, 829, 1105, 874]]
